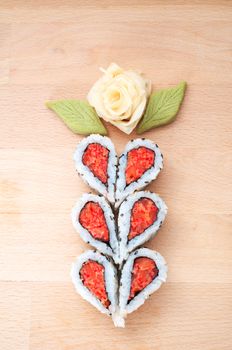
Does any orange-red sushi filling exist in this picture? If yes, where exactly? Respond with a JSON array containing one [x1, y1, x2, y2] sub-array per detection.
[[82, 143, 109, 184], [125, 147, 155, 185], [80, 260, 110, 308], [79, 202, 109, 242], [129, 257, 158, 300], [129, 198, 158, 240]]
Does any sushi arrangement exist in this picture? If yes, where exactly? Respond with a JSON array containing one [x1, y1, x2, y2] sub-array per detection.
[[46, 64, 186, 327], [71, 135, 168, 327]]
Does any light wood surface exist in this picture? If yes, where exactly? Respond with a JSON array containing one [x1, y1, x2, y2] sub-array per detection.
[[1, 1, 232, 349]]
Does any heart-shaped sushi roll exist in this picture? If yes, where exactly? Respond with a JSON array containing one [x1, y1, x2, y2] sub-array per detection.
[[74, 135, 117, 204], [115, 139, 163, 207], [116, 248, 167, 327], [71, 250, 118, 319], [118, 191, 167, 263], [72, 193, 119, 263]]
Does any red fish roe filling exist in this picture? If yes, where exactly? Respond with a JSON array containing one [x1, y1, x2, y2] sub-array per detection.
[[125, 147, 155, 185], [80, 260, 110, 308], [128, 198, 158, 240], [82, 143, 109, 184], [79, 202, 109, 242], [129, 257, 158, 300]]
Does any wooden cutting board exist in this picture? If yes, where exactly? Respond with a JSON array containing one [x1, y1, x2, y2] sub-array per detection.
[[0, 1, 232, 349]]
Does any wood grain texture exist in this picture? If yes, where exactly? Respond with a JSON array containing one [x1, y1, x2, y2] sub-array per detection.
[[0, 1, 232, 349]]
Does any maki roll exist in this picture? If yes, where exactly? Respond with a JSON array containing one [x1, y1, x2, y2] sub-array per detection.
[[115, 139, 163, 207], [74, 134, 117, 204], [72, 193, 119, 263], [71, 250, 118, 319], [71, 136, 169, 327], [116, 248, 167, 327], [118, 191, 167, 263]]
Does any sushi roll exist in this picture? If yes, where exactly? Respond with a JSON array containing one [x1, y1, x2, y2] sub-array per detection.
[[74, 134, 117, 204], [71, 250, 118, 320], [115, 139, 163, 207], [116, 248, 167, 327], [72, 193, 119, 263], [118, 191, 167, 263]]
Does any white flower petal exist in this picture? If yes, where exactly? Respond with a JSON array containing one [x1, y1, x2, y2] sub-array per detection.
[[87, 63, 151, 133]]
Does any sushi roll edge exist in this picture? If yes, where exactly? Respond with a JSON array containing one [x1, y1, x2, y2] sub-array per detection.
[[119, 248, 168, 317], [71, 250, 118, 317], [74, 134, 117, 204], [71, 193, 120, 262], [118, 191, 168, 263], [115, 138, 163, 207]]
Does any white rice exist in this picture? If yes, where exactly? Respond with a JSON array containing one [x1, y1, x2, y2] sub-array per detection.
[[116, 248, 167, 327], [118, 191, 167, 263], [115, 139, 163, 207], [74, 134, 117, 204], [72, 193, 119, 263], [71, 250, 118, 317]]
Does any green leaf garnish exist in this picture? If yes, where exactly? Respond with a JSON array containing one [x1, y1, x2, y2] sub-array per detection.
[[137, 81, 187, 134], [46, 100, 107, 135]]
